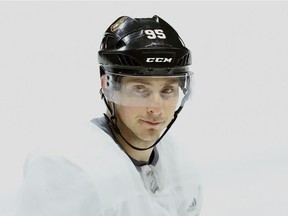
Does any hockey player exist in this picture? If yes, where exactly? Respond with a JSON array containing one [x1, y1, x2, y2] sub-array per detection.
[[9, 15, 202, 216]]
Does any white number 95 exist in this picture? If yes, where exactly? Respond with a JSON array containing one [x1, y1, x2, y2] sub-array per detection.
[[144, 29, 166, 39]]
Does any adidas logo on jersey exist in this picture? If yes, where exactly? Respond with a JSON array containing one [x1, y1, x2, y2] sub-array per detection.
[[186, 198, 197, 214]]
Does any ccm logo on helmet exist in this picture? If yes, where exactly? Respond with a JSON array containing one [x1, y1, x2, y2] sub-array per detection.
[[146, 57, 173, 63]]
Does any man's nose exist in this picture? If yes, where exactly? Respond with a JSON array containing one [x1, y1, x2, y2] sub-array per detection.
[[146, 93, 163, 115]]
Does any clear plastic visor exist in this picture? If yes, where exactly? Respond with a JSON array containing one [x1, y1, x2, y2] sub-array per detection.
[[102, 72, 192, 108]]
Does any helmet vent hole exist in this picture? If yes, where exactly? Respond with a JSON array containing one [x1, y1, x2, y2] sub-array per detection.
[[117, 54, 141, 66], [177, 53, 191, 66], [116, 40, 126, 49]]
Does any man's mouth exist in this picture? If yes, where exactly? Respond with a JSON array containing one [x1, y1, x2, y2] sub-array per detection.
[[140, 119, 164, 126]]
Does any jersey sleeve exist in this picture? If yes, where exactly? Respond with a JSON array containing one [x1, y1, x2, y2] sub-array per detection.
[[9, 154, 102, 216]]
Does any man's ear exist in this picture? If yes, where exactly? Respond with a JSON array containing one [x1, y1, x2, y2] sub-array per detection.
[[100, 76, 106, 91], [100, 75, 109, 97], [100, 75, 111, 100]]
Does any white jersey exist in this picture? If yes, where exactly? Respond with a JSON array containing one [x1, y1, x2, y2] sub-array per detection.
[[8, 117, 202, 216]]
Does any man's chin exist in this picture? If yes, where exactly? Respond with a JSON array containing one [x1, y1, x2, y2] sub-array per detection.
[[138, 130, 162, 143]]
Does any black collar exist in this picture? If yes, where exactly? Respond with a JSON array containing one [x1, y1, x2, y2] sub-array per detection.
[[128, 147, 159, 167]]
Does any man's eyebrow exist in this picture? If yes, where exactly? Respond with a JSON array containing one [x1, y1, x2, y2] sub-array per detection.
[[124, 78, 151, 85], [164, 78, 180, 84]]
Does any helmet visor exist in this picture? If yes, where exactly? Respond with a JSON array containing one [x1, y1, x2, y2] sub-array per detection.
[[102, 72, 192, 109]]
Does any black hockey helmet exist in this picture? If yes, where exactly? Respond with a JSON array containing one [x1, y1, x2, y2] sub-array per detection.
[[98, 15, 191, 76]]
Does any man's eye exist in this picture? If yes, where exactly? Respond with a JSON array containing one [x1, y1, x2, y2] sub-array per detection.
[[133, 86, 147, 93], [162, 87, 175, 94]]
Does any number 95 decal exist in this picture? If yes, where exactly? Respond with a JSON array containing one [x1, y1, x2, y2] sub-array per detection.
[[144, 29, 166, 39]]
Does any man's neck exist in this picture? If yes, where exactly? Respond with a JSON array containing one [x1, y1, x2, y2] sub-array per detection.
[[114, 133, 154, 162]]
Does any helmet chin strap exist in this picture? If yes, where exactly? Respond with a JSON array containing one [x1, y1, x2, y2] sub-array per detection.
[[100, 88, 188, 151]]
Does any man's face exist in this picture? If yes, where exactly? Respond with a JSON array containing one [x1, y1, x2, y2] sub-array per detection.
[[114, 76, 180, 144]]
